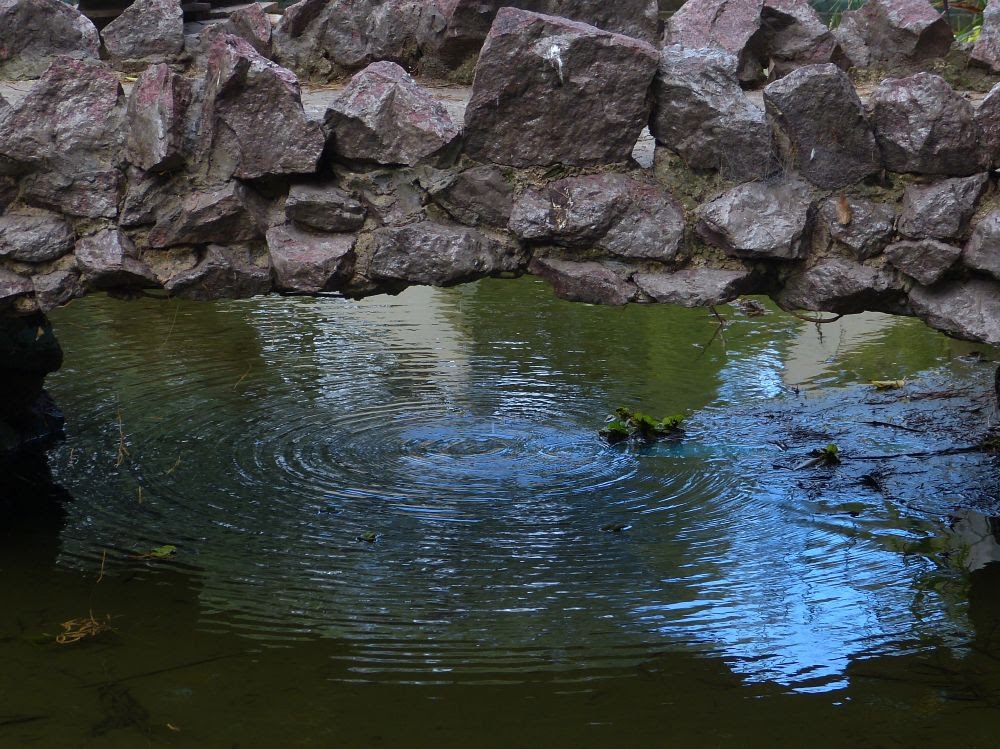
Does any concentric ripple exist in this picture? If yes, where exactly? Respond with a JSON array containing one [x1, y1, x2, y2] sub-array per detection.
[[45, 280, 999, 688]]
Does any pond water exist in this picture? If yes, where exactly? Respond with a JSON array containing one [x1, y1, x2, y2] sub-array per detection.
[[2, 277, 999, 747]]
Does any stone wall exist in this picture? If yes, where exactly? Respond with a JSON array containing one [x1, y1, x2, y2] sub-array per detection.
[[1, 0, 1000, 366]]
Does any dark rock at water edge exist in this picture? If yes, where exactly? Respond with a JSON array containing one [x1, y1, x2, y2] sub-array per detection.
[[696, 179, 814, 259], [0, 210, 74, 263], [909, 278, 1000, 346], [370, 221, 523, 288], [884, 238, 962, 285], [0, 0, 99, 79], [164, 244, 272, 300], [813, 196, 896, 260], [75, 229, 159, 291], [763, 64, 878, 190], [633, 267, 755, 307], [868, 73, 986, 175], [897, 174, 988, 241], [324, 61, 459, 167], [528, 257, 637, 305], [509, 173, 684, 262], [463, 8, 658, 167], [266, 224, 356, 293], [778, 257, 906, 314], [650, 45, 776, 182]]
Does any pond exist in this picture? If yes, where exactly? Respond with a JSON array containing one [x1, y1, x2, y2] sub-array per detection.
[[2, 277, 999, 747]]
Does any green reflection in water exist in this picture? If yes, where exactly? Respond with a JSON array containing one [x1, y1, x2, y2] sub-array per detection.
[[1, 277, 998, 747]]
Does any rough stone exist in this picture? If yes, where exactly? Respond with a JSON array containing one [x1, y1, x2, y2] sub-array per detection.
[[649, 45, 776, 182], [266, 224, 356, 293], [528, 256, 637, 305], [537, 1, 659, 43], [909, 278, 1000, 345], [972, 0, 1000, 73], [974, 81, 1000, 169], [463, 8, 659, 167], [869, 73, 986, 175], [664, 0, 763, 83], [814, 196, 896, 260], [75, 229, 159, 290], [779, 257, 906, 314], [0, 211, 74, 263], [202, 34, 324, 180], [120, 169, 178, 228], [285, 183, 366, 233], [761, 0, 846, 79], [31, 269, 81, 312], [336, 167, 427, 227], [100, 0, 184, 64], [0, 57, 125, 171], [835, 0, 953, 67], [0, 0, 100, 79], [884, 238, 962, 285], [696, 179, 814, 259], [429, 165, 514, 227], [898, 173, 988, 240], [962, 212, 1000, 280], [201, 3, 273, 58], [763, 64, 879, 190], [148, 182, 263, 249], [370, 222, 522, 287], [324, 62, 459, 166], [124, 63, 193, 173], [0, 269, 34, 310], [633, 268, 754, 307], [21, 168, 122, 219], [273, 0, 450, 79], [143, 246, 200, 286], [509, 174, 684, 261], [165, 244, 272, 300]]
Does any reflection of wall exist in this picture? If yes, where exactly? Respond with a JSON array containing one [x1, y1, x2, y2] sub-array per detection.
[[949, 509, 1000, 572], [782, 312, 896, 387]]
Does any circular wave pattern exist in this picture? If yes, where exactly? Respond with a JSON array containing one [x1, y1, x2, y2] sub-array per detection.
[[45, 284, 991, 688]]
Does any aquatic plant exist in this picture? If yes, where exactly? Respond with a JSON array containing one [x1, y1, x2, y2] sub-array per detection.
[[599, 407, 685, 445]]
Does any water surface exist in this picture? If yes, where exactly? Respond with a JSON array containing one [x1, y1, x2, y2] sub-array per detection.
[[2, 277, 999, 746]]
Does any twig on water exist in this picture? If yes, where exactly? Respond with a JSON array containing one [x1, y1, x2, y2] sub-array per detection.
[[233, 365, 252, 391], [115, 407, 129, 468], [97, 550, 107, 584], [164, 454, 182, 475]]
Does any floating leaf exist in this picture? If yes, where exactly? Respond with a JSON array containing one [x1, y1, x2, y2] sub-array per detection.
[[601, 522, 630, 533], [148, 544, 177, 558], [356, 531, 378, 544]]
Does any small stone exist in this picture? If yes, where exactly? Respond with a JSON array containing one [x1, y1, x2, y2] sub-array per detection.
[[528, 256, 637, 306], [909, 278, 1000, 345], [75, 229, 159, 290], [650, 45, 776, 182], [0, 0, 100, 79], [0, 210, 74, 262], [814, 196, 896, 260], [779, 257, 905, 314], [763, 63, 879, 189], [509, 173, 684, 262], [962, 212, 1000, 280], [124, 63, 193, 173], [696, 179, 814, 259], [884, 238, 962, 285], [32, 269, 81, 312], [897, 173, 988, 240], [165, 244, 272, 300], [633, 268, 754, 307], [100, 0, 184, 64], [463, 8, 659, 167], [324, 62, 459, 166], [266, 224, 355, 293], [869, 73, 986, 175], [285, 183, 366, 233]]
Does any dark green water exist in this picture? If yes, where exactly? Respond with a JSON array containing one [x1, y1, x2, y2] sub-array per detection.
[[2, 277, 1000, 747]]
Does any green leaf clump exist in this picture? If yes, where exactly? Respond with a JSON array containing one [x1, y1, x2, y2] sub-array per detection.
[[599, 407, 685, 445]]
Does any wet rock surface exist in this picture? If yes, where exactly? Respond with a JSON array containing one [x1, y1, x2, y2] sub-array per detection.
[[633, 268, 754, 306], [462, 8, 658, 167], [527, 256, 637, 305]]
